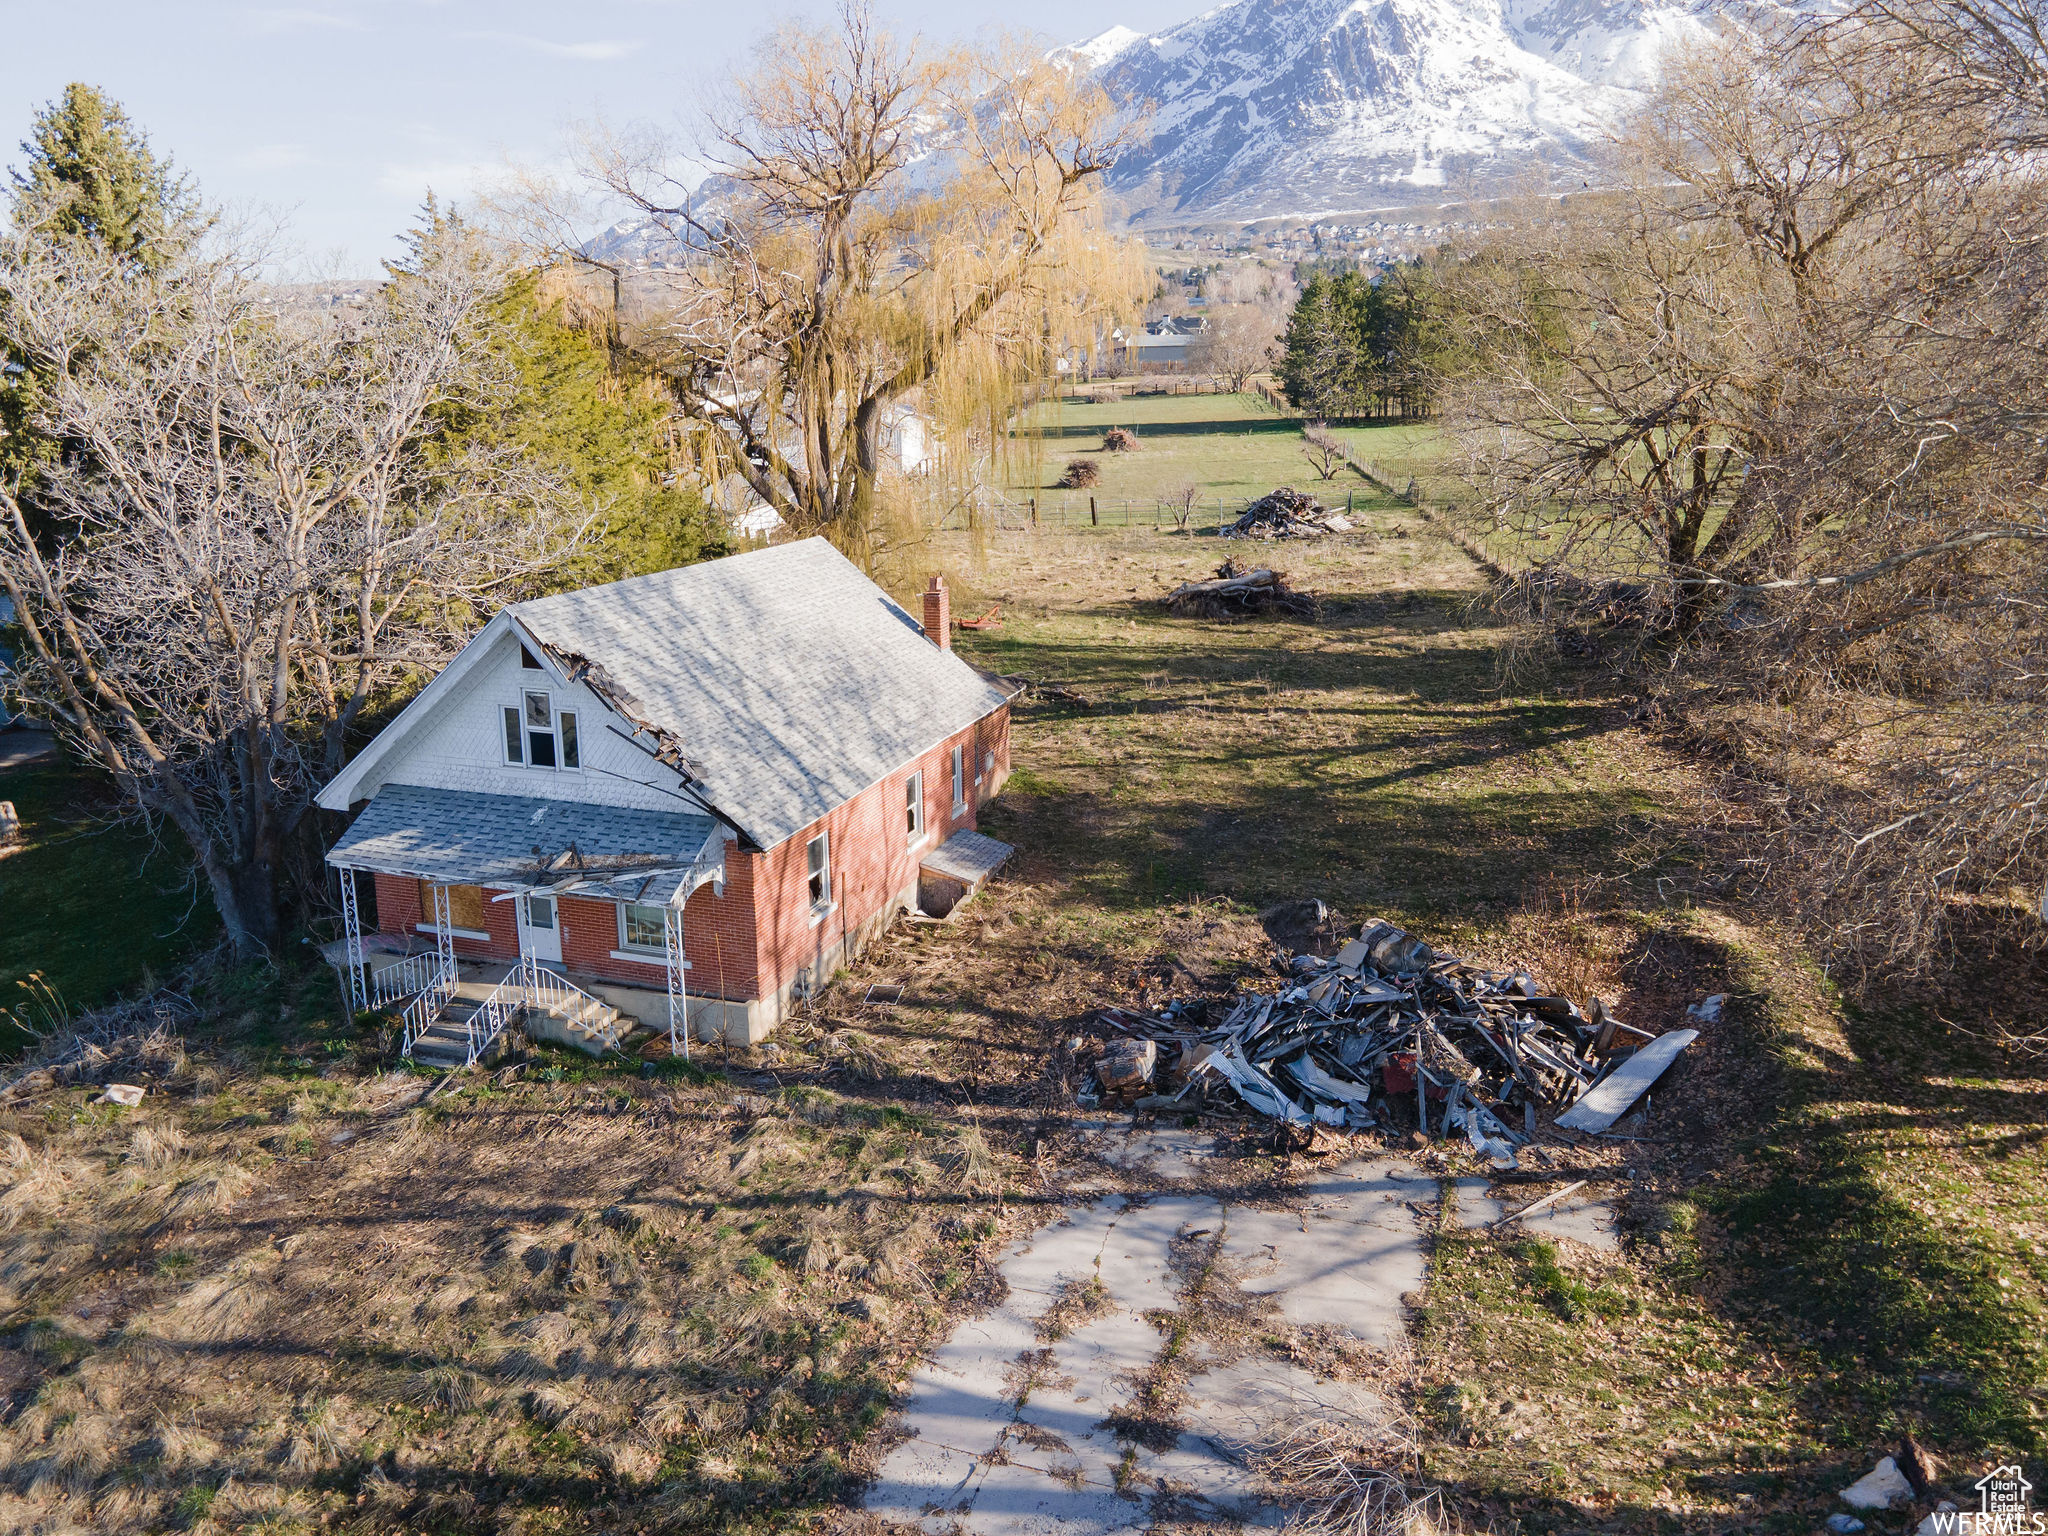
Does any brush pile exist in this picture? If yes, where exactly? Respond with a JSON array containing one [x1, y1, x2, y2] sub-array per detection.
[[1223, 487, 1355, 539], [1164, 559, 1317, 619], [1080, 919, 1689, 1164], [1102, 427, 1141, 452]]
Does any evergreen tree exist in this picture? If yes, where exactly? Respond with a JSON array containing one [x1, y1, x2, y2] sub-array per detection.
[[10, 82, 189, 257], [1277, 275, 1360, 415], [4, 85, 194, 503], [389, 202, 725, 582], [1277, 260, 1455, 420]]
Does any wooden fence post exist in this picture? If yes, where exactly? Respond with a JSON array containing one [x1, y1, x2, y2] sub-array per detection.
[[1090, 496, 1098, 526], [1030, 496, 1038, 528]]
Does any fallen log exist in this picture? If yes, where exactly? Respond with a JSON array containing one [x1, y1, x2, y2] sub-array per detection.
[[1164, 566, 1317, 619]]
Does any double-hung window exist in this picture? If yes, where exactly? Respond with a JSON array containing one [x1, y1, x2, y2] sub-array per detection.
[[619, 903, 667, 953], [950, 744, 967, 813], [502, 690, 579, 770], [905, 771, 924, 842], [806, 833, 831, 914]]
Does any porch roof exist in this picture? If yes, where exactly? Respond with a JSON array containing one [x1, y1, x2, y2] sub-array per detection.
[[327, 783, 721, 905]]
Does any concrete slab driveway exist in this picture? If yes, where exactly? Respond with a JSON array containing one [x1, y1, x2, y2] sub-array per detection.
[[865, 1131, 1441, 1535]]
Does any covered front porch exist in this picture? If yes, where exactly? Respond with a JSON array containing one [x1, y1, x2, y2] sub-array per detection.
[[324, 784, 727, 1068]]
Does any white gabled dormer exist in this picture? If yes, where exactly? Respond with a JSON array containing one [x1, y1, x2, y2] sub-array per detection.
[[313, 611, 695, 818]]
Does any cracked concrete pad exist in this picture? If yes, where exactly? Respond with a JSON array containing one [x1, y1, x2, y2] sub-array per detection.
[[1522, 1190, 1619, 1251], [1451, 1175, 1505, 1230], [1144, 1353, 1386, 1520], [954, 1453, 1140, 1536], [1001, 1199, 1128, 1310], [871, 1168, 1423, 1533], [1096, 1195, 1221, 1311], [1013, 1308, 1163, 1490], [1450, 1177, 1619, 1252], [1222, 1159, 1433, 1348], [1093, 1124, 1217, 1183]]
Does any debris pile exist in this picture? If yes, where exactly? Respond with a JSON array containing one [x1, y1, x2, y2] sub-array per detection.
[[1164, 559, 1317, 619], [1079, 919, 1697, 1160], [1223, 487, 1355, 540], [1057, 458, 1101, 489], [1102, 427, 1141, 452]]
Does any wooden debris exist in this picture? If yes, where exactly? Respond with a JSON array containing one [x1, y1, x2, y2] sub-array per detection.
[[1164, 562, 1317, 619], [1074, 917, 1690, 1140], [1554, 1028, 1698, 1133], [1222, 486, 1355, 539]]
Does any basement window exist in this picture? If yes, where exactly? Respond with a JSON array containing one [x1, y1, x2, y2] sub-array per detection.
[[806, 833, 831, 914], [905, 771, 924, 841]]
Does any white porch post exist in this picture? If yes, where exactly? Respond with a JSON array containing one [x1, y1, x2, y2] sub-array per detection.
[[514, 890, 533, 989], [664, 902, 688, 1061], [432, 883, 455, 993], [337, 867, 368, 1013]]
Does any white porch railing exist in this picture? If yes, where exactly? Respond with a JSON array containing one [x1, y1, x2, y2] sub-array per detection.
[[370, 951, 443, 1009], [458, 965, 530, 1068], [517, 956, 608, 1025]]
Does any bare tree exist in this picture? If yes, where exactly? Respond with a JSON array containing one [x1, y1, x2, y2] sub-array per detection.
[[1169, 480, 1203, 532], [1300, 423, 1345, 481], [1191, 303, 1279, 392], [1446, 7, 2048, 969], [0, 208, 587, 955], [512, 3, 1147, 560]]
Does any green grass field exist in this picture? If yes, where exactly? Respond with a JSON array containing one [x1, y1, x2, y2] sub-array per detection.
[[1003, 392, 1458, 520], [0, 759, 217, 1039]]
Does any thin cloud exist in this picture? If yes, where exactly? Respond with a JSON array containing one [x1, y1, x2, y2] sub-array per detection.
[[247, 7, 367, 33], [460, 31, 638, 62], [236, 143, 318, 172]]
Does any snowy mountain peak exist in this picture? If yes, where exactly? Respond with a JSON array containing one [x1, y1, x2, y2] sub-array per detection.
[[1067, 24, 1146, 69], [1081, 0, 1729, 224]]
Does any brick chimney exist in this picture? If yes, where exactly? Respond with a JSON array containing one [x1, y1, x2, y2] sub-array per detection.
[[922, 574, 951, 650]]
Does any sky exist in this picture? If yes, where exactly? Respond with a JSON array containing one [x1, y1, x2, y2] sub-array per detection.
[[0, 0, 1200, 275]]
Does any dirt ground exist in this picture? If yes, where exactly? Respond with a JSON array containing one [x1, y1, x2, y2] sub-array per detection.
[[0, 510, 2041, 1536]]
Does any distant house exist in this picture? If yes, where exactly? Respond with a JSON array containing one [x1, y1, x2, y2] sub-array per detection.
[[318, 541, 1014, 1066]]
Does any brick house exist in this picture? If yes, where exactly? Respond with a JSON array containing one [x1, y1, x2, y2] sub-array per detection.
[[317, 539, 1013, 1059]]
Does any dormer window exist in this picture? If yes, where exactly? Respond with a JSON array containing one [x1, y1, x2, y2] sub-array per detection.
[[502, 690, 579, 770]]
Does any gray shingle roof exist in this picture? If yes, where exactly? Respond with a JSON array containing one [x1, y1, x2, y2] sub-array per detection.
[[507, 538, 1010, 849], [329, 783, 719, 903]]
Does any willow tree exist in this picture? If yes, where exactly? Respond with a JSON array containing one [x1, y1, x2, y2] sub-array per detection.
[[540, 1, 1147, 559]]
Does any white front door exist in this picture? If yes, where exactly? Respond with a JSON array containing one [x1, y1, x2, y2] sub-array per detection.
[[518, 892, 563, 964]]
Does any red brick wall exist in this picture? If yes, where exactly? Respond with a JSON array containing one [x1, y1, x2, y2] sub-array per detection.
[[547, 860, 762, 1000], [361, 700, 1009, 1004], [751, 703, 1010, 998]]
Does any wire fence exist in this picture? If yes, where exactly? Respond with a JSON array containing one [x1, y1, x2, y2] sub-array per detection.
[[932, 480, 1418, 533]]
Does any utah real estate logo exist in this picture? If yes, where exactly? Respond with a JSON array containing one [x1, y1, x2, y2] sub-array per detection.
[[1925, 1466, 2040, 1535]]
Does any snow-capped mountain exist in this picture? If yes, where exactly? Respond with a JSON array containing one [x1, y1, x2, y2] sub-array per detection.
[[1083, 0, 1727, 223]]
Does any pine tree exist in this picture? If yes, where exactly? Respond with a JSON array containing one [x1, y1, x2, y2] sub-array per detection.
[[10, 82, 189, 256], [4, 86, 194, 501], [389, 201, 725, 581]]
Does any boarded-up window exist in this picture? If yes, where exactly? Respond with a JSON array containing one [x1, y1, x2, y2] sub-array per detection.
[[418, 882, 487, 932]]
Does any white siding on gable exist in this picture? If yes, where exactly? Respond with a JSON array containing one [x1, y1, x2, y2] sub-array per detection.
[[358, 631, 689, 814]]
